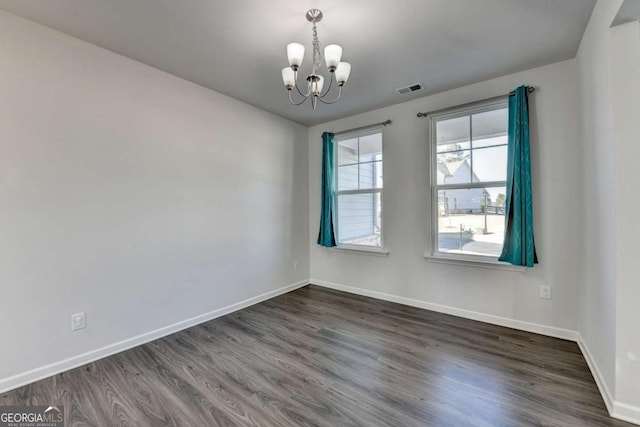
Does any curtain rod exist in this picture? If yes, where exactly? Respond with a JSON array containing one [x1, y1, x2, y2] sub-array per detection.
[[332, 119, 392, 137], [416, 87, 535, 118]]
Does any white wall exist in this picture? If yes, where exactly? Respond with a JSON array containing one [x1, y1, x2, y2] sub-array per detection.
[[309, 59, 580, 334], [611, 19, 640, 415], [3, 4, 638, 420], [0, 11, 309, 386], [575, 0, 623, 410]]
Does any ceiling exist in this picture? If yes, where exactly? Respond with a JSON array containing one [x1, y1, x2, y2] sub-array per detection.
[[612, 0, 640, 26], [0, 0, 596, 126]]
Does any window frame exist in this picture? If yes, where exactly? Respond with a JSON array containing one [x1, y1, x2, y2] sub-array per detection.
[[428, 96, 510, 265], [334, 128, 385, 251]]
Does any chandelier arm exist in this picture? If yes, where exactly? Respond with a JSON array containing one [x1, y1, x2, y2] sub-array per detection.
[[294, 71, 313, 98], [295, 81, 311, 98], [288, 89, 308, 106], [317, 86, 343, 105], [318, 72, 334, 98]]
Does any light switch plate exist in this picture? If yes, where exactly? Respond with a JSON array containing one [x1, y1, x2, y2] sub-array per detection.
[[71, 312, 86, 331]]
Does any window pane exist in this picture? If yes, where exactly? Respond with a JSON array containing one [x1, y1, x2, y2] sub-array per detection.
[[337, 138, 358, 166], [437, 116, 470, 152], [337, 164, 358, 190], [472, 145, 507, 182], [335, 130, 384, 248], [472, 108, 507, 142], [359, 160, 383, 190], [359, 133, 382, 162], [337, 193, 382, 247], [436, 186, 506, 257], [437, 151, 471, 185]]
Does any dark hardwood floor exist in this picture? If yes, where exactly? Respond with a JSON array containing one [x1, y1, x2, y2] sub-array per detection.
[[1, 285, 632, 426]]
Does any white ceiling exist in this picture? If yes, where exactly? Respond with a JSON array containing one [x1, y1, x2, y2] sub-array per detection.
[[612, 0, 640, 26], [0, 0, 596, 126]]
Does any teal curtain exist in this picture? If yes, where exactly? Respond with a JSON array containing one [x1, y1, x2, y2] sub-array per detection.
[[499, 86, 538, 266], [317, 132, 337, 247]]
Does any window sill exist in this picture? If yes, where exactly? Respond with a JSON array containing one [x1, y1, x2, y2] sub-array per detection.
[[424, 253, 527, 271], [330, 245, 390, 257]]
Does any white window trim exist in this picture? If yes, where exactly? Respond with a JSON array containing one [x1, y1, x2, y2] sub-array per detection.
[[424, 253, 526, 271], [427, 96, 517, 268], [334, 128, 386, 253], [331, 245, 390, 257]]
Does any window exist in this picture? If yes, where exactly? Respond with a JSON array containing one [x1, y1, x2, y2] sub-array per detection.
[[429, 97, 508, 261], [335, 130, 383, 248]]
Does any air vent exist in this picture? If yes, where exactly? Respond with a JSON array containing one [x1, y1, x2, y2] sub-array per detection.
[[396, 83, 423, 95]]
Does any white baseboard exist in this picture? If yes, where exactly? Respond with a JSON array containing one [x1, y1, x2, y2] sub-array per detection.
[[612, 401, 640, 425], [3, 276, 638, 425], [577, 333, 640, 425], [0, 279, 310, 394], [312, 279, 640, 425], [576, 333, 614, 414], [311, 279, 578, 341]]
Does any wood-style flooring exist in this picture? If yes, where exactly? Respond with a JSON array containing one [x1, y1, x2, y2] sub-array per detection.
[[1, 285, 632, 426]]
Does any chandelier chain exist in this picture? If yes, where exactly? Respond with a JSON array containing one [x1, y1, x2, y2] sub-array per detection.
[[311, 22, 322, 75]]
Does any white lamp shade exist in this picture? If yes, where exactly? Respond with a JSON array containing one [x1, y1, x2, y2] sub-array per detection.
[[324, 44, 342, 69], [282, 67, 295, 88], [316, 75, 324, 94], [287, 43, 305, 68], [336, 62, 351, 84]]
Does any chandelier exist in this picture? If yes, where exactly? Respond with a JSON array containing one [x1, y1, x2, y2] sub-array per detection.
[[281, 9, 351, 109]]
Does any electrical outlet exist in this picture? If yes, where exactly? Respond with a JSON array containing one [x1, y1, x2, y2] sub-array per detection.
[[293, 260, 300, 270], [71, 312, 86, 331], [539, 285, 552, 300]]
